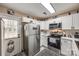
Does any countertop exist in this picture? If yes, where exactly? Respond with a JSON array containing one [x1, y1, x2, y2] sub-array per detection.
[[61, 37, 79, 41]]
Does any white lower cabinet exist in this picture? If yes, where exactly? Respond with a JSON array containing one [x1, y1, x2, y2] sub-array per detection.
[[61, 39, 72, 56], [40, 33, 48, 47]]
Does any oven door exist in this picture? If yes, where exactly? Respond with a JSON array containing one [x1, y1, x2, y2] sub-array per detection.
[[48, 37, 60, 49]]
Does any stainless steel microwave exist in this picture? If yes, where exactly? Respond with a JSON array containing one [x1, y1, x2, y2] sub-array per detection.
[[49, 23, 62, 29]]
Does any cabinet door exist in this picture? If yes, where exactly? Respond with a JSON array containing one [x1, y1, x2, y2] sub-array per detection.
[[73, 13, 79, 29], [40, 21, 45, 29], [62, 15, 72, 29], [61, 39, 72, 56], [44, 21, 49, 30], [36, 21, 40, 25], [32, 19, 37, 24], [22, 17, 32, 22], [54, 17, 62, 23], [40, 35, 48, 47]]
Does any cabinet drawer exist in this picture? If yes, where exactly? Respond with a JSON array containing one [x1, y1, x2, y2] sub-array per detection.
[[61, 39, 72, 44]]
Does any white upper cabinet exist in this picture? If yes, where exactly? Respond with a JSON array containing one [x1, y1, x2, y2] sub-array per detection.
[[47, 19, 54, 24], [36, 21, 40, 25], [44, 21, 49, 30], [62, 15, 72, 29], [32, 19, 37, 24], [36, 21, 44, 27], [73, 13, 79, 29], [39, 21, 45, 29], [22, 17, 32, 22], [54, 17, 62, 23], [39, 21, 49, 30], [62, 13, 79, 29]]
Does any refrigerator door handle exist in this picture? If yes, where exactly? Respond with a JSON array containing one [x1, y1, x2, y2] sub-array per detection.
[[18, 34, 20, 38]]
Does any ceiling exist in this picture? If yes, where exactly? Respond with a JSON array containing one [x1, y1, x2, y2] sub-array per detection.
[[0, 3, 79, 19]]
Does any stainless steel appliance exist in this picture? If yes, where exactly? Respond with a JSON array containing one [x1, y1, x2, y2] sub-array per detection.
[[23, 22, 40, 56], [74, 32, 79, 38], [0, 14, 21, 56], [48, 35, 61, 49], [48, 22, 62, 50], [49, 23, 62, 29]]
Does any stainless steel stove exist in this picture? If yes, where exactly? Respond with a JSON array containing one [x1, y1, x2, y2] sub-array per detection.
[[48, 34, 62, 50]]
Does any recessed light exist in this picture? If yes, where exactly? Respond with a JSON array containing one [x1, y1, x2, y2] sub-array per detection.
[[43, 12, 47, 15]]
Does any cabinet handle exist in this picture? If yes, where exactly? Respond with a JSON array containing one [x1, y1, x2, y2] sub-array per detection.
[[18, 34, 20, 38]]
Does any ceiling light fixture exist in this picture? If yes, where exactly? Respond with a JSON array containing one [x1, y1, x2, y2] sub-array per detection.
[[40, 0, 55, 14]]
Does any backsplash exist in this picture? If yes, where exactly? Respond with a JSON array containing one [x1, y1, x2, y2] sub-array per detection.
[[63, 29, 79, 38]]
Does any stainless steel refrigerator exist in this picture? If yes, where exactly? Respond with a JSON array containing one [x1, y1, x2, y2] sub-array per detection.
[[23, 22, 40, 56]]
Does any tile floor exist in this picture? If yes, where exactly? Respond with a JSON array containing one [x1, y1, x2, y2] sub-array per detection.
[[35, 48, 59, 56], [15, 46, 61, 56]]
